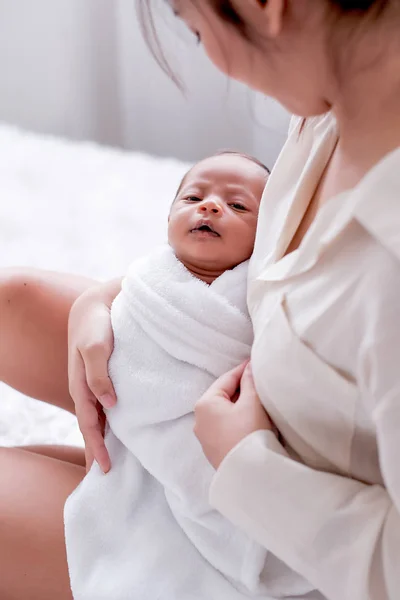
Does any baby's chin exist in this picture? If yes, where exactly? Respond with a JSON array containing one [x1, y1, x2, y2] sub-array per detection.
[[172, 245, 233, 274]]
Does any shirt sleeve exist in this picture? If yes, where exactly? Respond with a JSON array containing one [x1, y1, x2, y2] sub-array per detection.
[[210, 257, 400, 600]]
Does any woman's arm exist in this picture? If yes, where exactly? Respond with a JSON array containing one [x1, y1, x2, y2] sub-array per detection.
[[210, 428, 395, 600], [204, 270, 400, 600], [0, 268, 97, 412]]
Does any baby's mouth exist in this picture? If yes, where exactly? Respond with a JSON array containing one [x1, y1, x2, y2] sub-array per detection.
[[190, 221, 220, 237]]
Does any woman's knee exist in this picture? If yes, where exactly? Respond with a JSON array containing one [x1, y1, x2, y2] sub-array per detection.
[[0, 268, 95, 410], [0, 268, 71, 324], [0, 267, 96, 310], [0, 267, 39, 307]]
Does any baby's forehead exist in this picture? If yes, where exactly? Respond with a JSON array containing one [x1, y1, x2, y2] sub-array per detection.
[[184, 154, 266, 186]]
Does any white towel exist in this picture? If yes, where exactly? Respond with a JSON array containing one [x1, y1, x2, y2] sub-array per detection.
[[64, 246, 312, 600]]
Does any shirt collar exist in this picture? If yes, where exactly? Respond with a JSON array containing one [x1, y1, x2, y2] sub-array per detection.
[[254, 123, 400, 282]]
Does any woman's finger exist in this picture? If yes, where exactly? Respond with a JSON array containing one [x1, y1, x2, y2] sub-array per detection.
[[81, 342, 116, 409], [83, 430, 107, 473], [238, 362, 259, 401], [93, 404, 111, 473], [84, 426, 111, 475], [85, 445, 95, 473], [75, 390, 110, 473], [78, 401, 110, 474], [207, 360, 249, 400], [70, 352, 111, 473]]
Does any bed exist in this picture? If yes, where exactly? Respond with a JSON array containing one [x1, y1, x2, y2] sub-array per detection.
[[0, 124, 190, 448]]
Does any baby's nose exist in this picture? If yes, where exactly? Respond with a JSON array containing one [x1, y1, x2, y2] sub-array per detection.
[[200, 200, 221, 214]]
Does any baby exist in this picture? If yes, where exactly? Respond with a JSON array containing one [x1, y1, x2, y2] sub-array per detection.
[[65, 152, 284, 600], [167, 150, 268, 285]]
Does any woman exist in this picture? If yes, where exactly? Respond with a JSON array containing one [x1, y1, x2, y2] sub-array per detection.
[[1, 1, 400, 598]]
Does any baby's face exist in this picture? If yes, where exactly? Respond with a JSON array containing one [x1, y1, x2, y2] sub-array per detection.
[[168, 155, 266, 276]]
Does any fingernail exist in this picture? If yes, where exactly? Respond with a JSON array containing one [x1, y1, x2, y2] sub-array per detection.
[[100, 394, 115, 409]]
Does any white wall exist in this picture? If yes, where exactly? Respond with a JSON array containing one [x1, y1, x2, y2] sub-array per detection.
[[0, 0, 290, 167], [0, 0, 123, 143]]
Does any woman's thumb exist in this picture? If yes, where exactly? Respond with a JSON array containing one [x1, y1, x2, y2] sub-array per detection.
[[212, 360, 248, 399], [238, 363, 260, 404]]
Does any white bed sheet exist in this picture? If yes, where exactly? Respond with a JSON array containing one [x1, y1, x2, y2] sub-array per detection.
[[0, 124, 189, 447]]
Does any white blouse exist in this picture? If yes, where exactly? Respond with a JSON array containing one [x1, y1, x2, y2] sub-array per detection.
[[210, 113, 400, 600]]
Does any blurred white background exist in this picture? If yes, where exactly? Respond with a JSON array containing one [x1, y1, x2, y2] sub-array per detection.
[[0, 0, 290, 167]]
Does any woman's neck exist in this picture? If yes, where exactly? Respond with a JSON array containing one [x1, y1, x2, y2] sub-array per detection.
[[333, 50, 400, 178]]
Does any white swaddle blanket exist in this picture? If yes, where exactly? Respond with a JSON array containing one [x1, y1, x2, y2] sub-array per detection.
[[64, 246, 313, 600]]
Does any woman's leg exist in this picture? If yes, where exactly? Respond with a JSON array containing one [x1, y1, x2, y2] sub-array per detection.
[[20, 444, 86, 467], [0, 446, 84, 600], [0, 268, 97, 413]]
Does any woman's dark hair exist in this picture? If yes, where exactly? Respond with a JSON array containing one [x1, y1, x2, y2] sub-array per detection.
[[330, 0, 387, 10], [137, 0, 392, 84]]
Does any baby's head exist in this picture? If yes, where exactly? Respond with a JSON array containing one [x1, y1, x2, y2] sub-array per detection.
[[168, 151, 269, 284]]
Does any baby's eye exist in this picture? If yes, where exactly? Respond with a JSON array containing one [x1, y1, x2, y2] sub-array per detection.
[[230, 202, 247, 211], [186, 196, 202, 202]]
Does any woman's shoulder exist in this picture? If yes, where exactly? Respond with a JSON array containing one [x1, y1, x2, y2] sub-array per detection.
[[353, 147, 400, 264]]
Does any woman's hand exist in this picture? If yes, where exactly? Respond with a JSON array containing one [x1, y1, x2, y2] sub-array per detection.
[[194, 361, 273, 470], [68, 278, 122, 474]]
